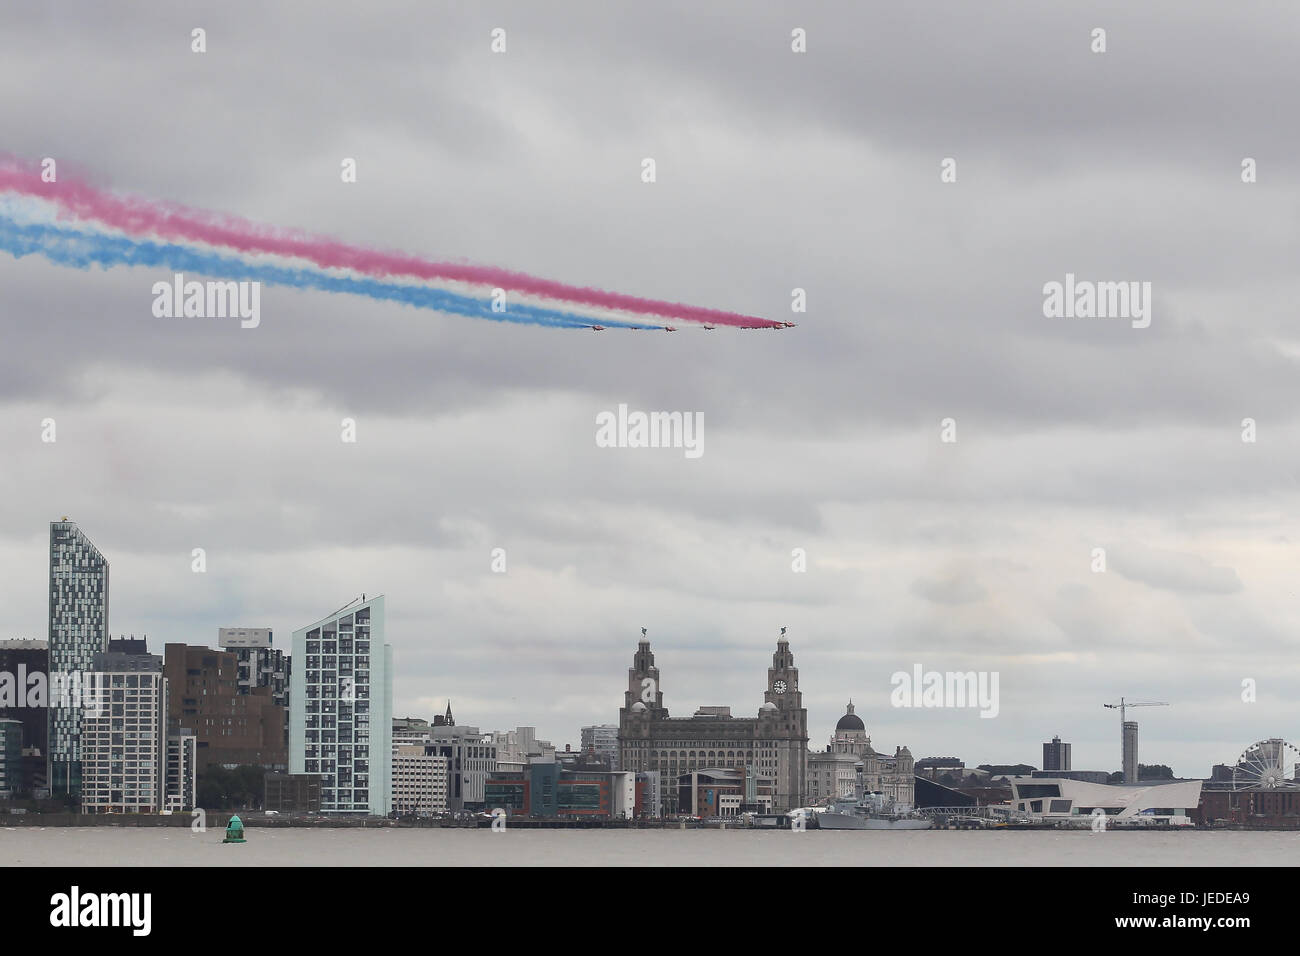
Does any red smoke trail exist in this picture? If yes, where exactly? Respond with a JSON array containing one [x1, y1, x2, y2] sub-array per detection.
[[0, 158, 782, 329]]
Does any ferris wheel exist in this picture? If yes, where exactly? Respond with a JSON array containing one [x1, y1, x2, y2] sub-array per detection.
[[1230, 738, 1300, 791]]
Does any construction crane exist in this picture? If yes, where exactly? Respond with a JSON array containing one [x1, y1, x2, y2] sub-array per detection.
[[1103, 698, 1168, 724], [1104, 698, 1168, 783]]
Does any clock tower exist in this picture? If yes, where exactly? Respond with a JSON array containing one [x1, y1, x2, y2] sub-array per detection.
[[759, 634, 808, 810], [765, 636, 802, 710], [616, 630, 810, 815], [618, 637, 665, 775]]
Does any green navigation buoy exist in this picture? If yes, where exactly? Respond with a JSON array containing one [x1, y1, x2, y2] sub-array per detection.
[[223, 815, 247, 844]]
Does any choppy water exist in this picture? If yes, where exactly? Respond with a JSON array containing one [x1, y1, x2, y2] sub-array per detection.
[[3, 827, 1297, 866]]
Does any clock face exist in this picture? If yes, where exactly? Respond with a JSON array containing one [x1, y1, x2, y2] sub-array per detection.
[[773, 679, 787, 695]]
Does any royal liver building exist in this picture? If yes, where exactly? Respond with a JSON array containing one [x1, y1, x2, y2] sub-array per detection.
[[618, 634, 808, 813]]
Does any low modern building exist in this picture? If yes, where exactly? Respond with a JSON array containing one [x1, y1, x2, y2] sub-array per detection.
[[678, 767, 774, 816], [264, 771, 324, 814], [1006, 776, 1201, 826], [636, 770, 662, 818], [485, 763, 638, 818], [1029, 768, 1110, 785]]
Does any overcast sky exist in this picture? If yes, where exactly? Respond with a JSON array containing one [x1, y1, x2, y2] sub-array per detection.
[[3, 1, 1299, 777]]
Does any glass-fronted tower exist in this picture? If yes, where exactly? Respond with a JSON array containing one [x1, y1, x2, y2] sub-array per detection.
[[290, 595, 393, 816], [47, 519, 109, 797]]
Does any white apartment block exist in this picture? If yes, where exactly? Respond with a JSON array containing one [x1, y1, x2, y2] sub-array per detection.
[[80, 672, 167, 813], [290, 595, 394, 816]]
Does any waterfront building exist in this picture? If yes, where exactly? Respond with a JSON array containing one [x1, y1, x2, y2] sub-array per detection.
[[618, 635, 808, 813], [1006, 775, 1201, 825], [868, 746, 916, 807], [47, 519, 110, 797], [163, 644, 287, 770], [428, 721, 495, 810], [81, 639, 167, 814], [808, 703, 869, 803], [580, 724, 620, 770], [264, 771, 323, 814], [1043, 734, 1071, 772], [807, 702, 915, 807], [678, 767, 775, 816], [1196, 786, 1300, 826], [217, 627, 291, 744], [636, 770, 661, 818], [485, 762, 637, 818], [558, 743, 616, 772], [1029, 768, 1109, 785], [392, 710, 497, 810], [392, 745, 450, 815], [0, 638, 50, 792], [290, 595, 394, 816], [806, 750, 858, 803]]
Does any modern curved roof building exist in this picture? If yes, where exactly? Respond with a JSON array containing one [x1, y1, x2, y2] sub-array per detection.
[[1007, 776, 1202, 826]]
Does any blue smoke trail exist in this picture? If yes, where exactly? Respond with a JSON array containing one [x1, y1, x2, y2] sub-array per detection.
[[0, 216, 660, 330]]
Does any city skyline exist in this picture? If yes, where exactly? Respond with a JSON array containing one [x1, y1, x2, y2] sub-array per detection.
[[0, 517, 1259, 780]]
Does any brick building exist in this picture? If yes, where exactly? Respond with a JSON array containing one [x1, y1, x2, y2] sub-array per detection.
[[164, 644, 287, 770]]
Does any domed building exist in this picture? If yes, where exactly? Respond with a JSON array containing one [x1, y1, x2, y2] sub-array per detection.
[[806, 702, 915, 807], [832, 701, 869, 753]]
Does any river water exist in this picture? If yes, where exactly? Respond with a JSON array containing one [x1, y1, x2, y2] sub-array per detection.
[[3, 827, 1296, 866]]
